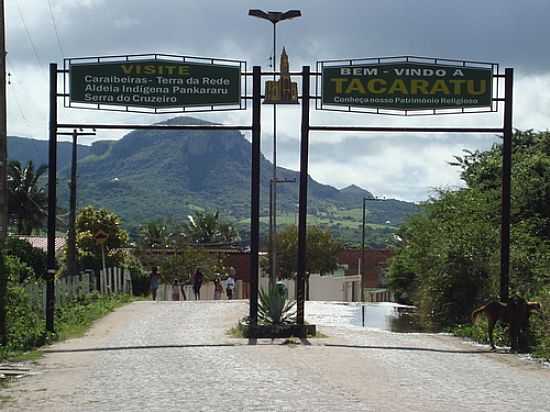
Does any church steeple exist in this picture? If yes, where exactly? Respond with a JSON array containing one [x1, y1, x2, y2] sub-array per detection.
[[280, 47, 289, 75]]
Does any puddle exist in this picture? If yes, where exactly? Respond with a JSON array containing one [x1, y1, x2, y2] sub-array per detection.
[[305, 301, 432, 333]]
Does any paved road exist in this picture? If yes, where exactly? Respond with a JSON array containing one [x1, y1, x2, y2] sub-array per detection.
[[2, 301, 550, 411]]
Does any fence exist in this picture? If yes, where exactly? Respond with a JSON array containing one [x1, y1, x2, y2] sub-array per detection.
[[23, 267, 131, 314], [99, 267, 132, 295]]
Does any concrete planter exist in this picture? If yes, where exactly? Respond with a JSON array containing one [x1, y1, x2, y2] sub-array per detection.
[[242, 323, 316, 339]]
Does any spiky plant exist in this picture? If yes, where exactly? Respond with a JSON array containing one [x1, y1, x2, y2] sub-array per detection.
[[258, 287, 296, 325]]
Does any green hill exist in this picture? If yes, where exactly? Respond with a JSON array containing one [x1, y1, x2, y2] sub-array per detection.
[[8, 116, 419, 245]]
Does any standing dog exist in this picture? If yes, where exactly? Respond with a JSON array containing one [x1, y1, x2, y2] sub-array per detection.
[[471, 298, 541, 351]]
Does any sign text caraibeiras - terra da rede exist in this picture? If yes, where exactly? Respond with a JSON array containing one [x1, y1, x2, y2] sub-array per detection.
[[69, 59, 241, 109]]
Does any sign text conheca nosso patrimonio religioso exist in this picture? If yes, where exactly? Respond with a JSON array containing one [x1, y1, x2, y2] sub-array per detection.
[[322, 62, 493, 111]]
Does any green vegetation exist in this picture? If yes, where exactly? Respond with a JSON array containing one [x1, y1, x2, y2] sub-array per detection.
[[258, 287, 296, 326], [0, 285, 132, 361], [53, 293, 133, 342], [7, 160, 48, 235], [0, 244, 133, 360], [8, 117, 419, 245], [181, 210, 240, 245], [272, 225, 342, 279], [75, 206, 129, 272], [388, 130, 550, 359]]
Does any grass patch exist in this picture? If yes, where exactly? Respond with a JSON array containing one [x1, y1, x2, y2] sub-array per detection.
[[54, 293, 133, 342], [226, 325, 245, 338]]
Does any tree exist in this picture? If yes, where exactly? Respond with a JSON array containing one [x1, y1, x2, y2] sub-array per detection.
[[182, 210, 239, 245], [3, 237, 47, 281], [137, 221, 173, 249], [159, 246, 220, 285], [75, 206, 129, 272], [7, 160, 48, 234], [271, 225, 343, 299], [389, 130, 550, 329]]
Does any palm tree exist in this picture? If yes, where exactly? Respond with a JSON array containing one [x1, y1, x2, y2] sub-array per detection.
[[182, 210, 239, 245], [7, 160, 48, 235], [138, 221, 173, 249]]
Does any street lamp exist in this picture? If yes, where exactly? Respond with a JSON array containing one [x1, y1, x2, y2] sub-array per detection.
[[248, 9, 301, 289], [361, 196, 385, 302], [268, 177, 296, 288]]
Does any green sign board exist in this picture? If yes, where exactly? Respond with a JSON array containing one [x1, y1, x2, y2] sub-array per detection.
[[69, 59, 241, 109], [322, 62, 493, 111]]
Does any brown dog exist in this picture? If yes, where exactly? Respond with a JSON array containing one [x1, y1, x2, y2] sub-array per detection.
[[471, 299, 542, 350]]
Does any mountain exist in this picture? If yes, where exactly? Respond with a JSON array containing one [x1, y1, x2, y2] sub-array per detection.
[[7, 136, 92, 168], [8, 117, 419, 243]]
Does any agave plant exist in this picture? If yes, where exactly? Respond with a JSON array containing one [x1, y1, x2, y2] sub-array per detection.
[[258, 287, 296, 325]]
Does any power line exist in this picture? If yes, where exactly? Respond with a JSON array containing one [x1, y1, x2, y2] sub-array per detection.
[[46, 0, 65, 59], [6, 71, 29, 126], [15, 0, 42, 67]]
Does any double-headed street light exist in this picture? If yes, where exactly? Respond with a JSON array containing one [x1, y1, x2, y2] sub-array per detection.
[[248, 9, 301, 288], [361, 196, 385, 302]]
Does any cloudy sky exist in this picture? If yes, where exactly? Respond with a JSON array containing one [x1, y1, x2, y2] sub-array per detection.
[[5, 0, 550, 202]]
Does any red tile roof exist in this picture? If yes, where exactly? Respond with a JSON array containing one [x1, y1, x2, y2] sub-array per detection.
[[17, 236, 66, 253]]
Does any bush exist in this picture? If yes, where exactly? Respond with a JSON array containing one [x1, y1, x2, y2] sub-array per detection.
[[1, 254, 134, 360], [2, 256, 45, 352], [4, 237, 47, 281], [530, 288, 550, 360]]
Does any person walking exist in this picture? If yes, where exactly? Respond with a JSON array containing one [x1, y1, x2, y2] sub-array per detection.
[[171, 279, 180, 301], [179, 278, 187, 301], [192, 268, 204, 300], [213, 276, 223, 300], [225, 274, 235, 300], [149, 266, 161, 301]]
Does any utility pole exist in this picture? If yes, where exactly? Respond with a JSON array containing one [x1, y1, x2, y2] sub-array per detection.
[[0, 0, 8, 346], [361, 196, 385, 302], [57, 129, 95, 277]]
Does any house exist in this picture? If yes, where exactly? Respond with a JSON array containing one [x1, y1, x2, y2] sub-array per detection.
[[337, 248, 394, 302], [17, 236, 66, 256]]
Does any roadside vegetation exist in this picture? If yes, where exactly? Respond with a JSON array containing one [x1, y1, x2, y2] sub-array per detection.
[[1, 206, 245, 359], [388, 130, 550, 359], [0, 252, 133, 361]]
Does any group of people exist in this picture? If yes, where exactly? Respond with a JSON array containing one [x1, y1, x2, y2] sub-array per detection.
[[149, 266, 236, 301]]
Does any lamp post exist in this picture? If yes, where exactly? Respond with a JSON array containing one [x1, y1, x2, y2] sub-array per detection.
[[268, 177, 296, 288], [361, 196, 385, 302], [248, 9, 301, 288]]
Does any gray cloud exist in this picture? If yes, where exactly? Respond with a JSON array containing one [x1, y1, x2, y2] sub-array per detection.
[[7, 1, 550, 72], [5, 0, 550, 202]]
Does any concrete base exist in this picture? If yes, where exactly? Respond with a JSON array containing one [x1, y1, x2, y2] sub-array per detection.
[[243, 323, 317, 339]]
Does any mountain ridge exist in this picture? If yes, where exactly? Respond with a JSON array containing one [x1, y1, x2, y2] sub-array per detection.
[[8, 116, 419, 243]]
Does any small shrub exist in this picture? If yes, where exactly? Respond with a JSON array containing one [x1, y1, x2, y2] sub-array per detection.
[[258, 287, 296, 325]]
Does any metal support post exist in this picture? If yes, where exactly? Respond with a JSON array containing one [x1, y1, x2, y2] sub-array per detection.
[[249, 66, 261, 326], [46, 63, 58, 333], [361, 198, 366, 302], [297, 66, 310, 325], [0, 0, 7, 346], [500, 68, 513, 303]]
